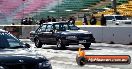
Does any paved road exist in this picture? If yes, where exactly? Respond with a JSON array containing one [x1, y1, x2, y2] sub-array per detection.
[[21, 39, 132, 69]]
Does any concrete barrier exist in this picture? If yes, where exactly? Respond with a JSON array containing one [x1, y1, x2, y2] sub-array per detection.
[[78, 25, 132, 44], [0, 25, 132, 44]]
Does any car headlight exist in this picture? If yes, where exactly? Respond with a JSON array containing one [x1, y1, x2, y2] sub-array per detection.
[[39, 61, 51, 68]]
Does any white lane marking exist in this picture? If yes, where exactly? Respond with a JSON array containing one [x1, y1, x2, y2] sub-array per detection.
[[50, 60, 120, 69]]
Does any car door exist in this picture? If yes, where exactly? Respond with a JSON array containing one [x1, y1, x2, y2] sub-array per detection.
[[36, 24, 47, 43], [45, 24, 56, 44]]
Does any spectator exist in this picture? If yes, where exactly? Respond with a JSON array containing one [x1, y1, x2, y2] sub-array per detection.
[[72, 16, 75, 25], [39, 18, 45, 25], [21, 18, 25, 25], [28, 17, 33, 25], [68, 16, 75, 25], [90, 15, 97, 25], [47, 16, 51, 22], [82, 15, 88, 25], [52, 17, 56, 22], [23, 18, 29, 25], [68, 16, 72, 23], [100, 14, 106, 26]]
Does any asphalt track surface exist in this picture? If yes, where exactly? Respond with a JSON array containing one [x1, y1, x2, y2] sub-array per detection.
[[21, 39, 132, 69]]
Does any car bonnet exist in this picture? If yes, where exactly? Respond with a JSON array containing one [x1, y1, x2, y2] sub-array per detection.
[[0, 49, 47, 64]]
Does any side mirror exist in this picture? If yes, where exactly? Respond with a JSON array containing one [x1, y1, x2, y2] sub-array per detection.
[[24, 43, 31, 48]]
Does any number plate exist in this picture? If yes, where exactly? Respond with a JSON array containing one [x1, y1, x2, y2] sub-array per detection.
[[79, 40, 86, 43]]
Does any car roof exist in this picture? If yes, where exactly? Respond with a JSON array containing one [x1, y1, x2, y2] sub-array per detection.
[[42, 22, 68, 25]]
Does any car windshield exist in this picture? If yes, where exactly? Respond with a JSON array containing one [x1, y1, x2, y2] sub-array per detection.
[[53, 23, 79, 31], [0, 32, 24, 48], [115, 16, 127, 20]]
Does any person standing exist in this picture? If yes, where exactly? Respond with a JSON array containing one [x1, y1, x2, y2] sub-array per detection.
[[47, 16, 51, 22], [68, 16, 75, 25], [90, 15, 97, 25], [100, 14, 106, 26], [82, 15, 88, 25], [39, 18, 45, 25], [21, 18, 25, 25], [71, 16, 75, 25], [23, 18, 29, 25], [68, 16, 72, 23], [28, 17, 33, 25], [52, 17, 56, 22]]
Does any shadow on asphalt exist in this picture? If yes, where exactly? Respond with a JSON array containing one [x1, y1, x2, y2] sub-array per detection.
[[42, 45, 101, 51]]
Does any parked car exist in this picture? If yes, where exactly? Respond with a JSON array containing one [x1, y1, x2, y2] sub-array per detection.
[[104, 15, 132, 25], [0, 29, 52, 69], [30, 22, 95, 49]]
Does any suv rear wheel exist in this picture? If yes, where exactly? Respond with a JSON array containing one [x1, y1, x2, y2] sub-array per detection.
[[35, 38, 42, 48], [57, 39, 66, 49], [83, 43, 91, 49]]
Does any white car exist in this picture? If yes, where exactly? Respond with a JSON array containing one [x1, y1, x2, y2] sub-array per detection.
[[104, 15, 132, 26]]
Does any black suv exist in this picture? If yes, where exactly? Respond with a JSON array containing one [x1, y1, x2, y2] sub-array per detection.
[[0, 29, 52, 69], [30, 22, 95, 49]]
